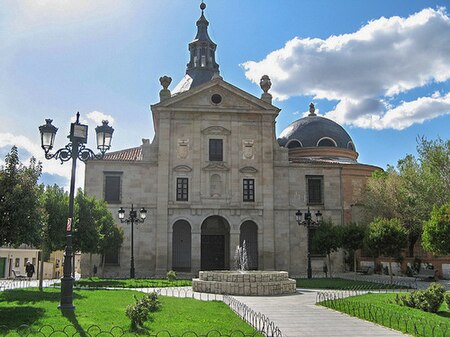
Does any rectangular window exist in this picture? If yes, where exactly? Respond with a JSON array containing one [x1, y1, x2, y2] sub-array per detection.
[[209, 139, 223, 161], [24, 258, 29, 267], [104, 175, 121, 204], [307, 176, 323, 205], [32, 258, 36, 266], [15, 258, 20, 268], [176, 178, 189, 201], [243, 178, 255, 202]]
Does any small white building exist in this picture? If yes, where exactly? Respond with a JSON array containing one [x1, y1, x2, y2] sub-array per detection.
[[0, 246, 40, 279]]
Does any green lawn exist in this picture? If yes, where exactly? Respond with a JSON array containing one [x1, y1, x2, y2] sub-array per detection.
[[296, 277, 410, 290], [319, 292, 450, 337], [0, 288, 260, 335], [72, 277, 192, 288]]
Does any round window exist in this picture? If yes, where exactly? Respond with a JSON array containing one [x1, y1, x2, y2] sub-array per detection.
[[211, 94, 222, 105]]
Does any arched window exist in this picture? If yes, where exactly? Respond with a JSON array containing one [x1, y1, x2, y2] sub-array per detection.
[[317, 137, 337, 147], [347, 141, 355, 151], [286, 139, 302, 149]]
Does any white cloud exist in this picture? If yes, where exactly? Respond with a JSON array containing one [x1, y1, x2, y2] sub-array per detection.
[[86, 111, 115, 126], [243, 8, 450, 130], [0, 132, 85, 191]]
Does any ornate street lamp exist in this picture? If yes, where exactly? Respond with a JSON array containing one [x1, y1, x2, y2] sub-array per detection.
[[118, 204, 147, 278], [295, 207, 323, 279], [39, 112, 114, 310]]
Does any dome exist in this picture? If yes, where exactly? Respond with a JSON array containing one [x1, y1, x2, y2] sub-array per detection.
[[277, 104, 356, 152]]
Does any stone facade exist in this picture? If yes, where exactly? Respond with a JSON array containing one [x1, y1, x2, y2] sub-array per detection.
[[82, 5, 380, 279]]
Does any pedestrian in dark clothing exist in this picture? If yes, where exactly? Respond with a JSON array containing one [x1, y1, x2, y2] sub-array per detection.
[[26, 261, 35, 280]]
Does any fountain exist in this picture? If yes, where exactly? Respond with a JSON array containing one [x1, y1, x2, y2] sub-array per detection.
[[192, 241, 296, 296]]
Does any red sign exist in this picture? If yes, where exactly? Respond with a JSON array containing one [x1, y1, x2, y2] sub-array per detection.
[[67, 218, 72, 231]]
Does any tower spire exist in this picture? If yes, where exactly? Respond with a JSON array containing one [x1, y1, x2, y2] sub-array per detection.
[[172, 2, 221, 94]]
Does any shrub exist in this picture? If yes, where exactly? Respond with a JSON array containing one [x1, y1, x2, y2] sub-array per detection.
[[445, 292, 450, 310], [395, 283, 445, 313], [142, 291, 161, 312], [167, 270, 177, 282], [126, 292, 161, 331]]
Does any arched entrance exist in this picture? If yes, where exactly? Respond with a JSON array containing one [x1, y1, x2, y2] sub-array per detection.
[[172, 220, 191, 272], [201, 216, 230, 270], [240, 221, 258, 270]]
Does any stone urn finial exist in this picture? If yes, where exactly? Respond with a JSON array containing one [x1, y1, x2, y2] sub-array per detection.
[[159, 75, 172, 101], [260, 75, 272, 104], [260, 75, 272, 93], [160, 76, 172, 90]]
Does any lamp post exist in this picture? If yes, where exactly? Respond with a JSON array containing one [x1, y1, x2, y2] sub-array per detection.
[[295, 207, 323, 279], [118, 204, 147, 278], [39, 112, 114, 310]]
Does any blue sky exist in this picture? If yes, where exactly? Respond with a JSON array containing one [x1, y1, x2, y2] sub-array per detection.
[[1, 0, 449, 190]]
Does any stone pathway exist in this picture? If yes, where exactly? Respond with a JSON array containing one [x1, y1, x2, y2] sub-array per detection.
[[138, 287, 411, 337], [233, 289, 411, 337]]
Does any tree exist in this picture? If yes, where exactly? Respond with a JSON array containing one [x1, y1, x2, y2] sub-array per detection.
[[41, 185, 69, 259], [338, 222, 366, 274], [73, 189, 100, 256], [312, 220, 339, 277], [365, 218, 408, 282], [73, 189, 123, 276], [363, 137, 450, 256], [0, 146, 42, 247], [422, 203, 450, 256]]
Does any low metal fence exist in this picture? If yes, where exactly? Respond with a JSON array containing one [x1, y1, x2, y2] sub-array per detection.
[[0, 324, 262, 337], [316, 291, 449, 337], [0, 279, 58, 292], [336, 274, 418, 290], [223, 296, 282, 337], [141, 287, 224, 302]]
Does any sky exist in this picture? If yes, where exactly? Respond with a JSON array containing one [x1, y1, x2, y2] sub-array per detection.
[[1, 0, 449, 191]]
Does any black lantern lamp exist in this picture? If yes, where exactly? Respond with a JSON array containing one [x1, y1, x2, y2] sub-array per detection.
[[39, 119, 58, 153], [296, 207, 323, 279], [118, 204, 147, 278], [96, 120, 114, 153], [38, 112, 114, 311]]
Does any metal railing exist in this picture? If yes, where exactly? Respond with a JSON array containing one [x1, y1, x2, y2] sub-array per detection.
[[0, 324, 262, 337], [336, 273, 418, 290], [316, 291, 449, 337], [223, 296, 282, 337], [0, 279, 59, 292]]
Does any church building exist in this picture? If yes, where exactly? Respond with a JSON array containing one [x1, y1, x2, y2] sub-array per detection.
[[83, 3, 379, 278]]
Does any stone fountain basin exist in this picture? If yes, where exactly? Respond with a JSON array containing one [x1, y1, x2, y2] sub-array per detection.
[[192, 270, 296, 296]]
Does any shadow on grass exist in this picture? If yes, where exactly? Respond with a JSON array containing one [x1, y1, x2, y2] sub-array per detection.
[[62, 310, 88, 337], [0, 289, 85, 304], [437, 310, 450, 318], [0, 307, 45, 330]]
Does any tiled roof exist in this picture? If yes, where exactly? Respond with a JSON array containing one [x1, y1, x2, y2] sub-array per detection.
[[103, 146, 143, 161]]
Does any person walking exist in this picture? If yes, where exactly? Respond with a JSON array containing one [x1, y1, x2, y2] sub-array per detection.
[[25, 261, 35, 280]]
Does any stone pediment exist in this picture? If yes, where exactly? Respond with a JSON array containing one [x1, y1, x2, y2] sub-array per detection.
[[173, 165, 192, 172], [153, 78, 280, 114], [239, 166, 258, 173], [201, 126, 231, 135], [202, 162, 230, 171]]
